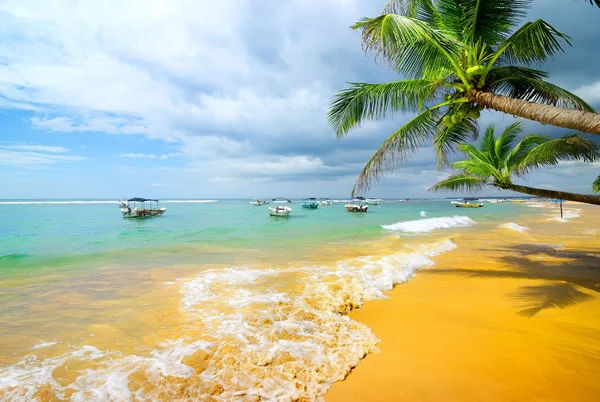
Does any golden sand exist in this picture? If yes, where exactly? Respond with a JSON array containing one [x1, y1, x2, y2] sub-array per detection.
[[327, 203, 600, 402]]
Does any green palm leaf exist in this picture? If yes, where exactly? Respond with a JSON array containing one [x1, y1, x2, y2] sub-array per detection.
[[459, 0, 530, 44], [352, 107, 441, 195], [493, 19, 571, 66], [516, 134, 600, 174], [495, 121, 523, 160], [429, 173, 488, 192], [593, 176, 600, 193], [328, 80, 447, 136], [352, 14, 468, 83], [489, 76, 595, 111], [433, 117, 479, 165]]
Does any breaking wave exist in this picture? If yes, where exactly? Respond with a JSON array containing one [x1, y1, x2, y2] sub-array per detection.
[[381, 216, 475, 233], [0, 240, 456, 401], [498, 222, 529, 232]]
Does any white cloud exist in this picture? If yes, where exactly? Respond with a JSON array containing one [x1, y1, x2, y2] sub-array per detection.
[[574, 80, 600, 103], [0, 144, 69, 153], [0, 145, 86, 169], [120, 153, 180, 159]]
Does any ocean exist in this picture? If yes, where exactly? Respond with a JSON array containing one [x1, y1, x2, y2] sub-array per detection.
[[0, 199, 563, 400]]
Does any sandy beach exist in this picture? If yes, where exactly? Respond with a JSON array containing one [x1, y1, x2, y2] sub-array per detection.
[[327, 203, 600, 402]]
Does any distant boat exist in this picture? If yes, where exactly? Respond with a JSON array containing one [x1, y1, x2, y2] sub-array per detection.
[[269, 205, 292, 217], [451, 199, 484, 208], [301, 198, 319, 209], [345, 197, 368, 212], [118, 198, 166, 218], [250, 199, 269, 206], [272, 197, 292, 204], [366, 198, 381, 205], [318, 198, 332, 206]]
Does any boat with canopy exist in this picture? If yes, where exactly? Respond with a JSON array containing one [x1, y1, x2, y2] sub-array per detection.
[[118, 198, 166, 218]]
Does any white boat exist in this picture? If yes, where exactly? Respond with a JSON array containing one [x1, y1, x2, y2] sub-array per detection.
[[366, 198, 381, 205], [345, 197, 368, 213], [250, 198, 269, 206], [119, 198, 166, 218], [451, 199, 484, 208], [272, 197, 292, 204], [318, 198, 333, 206], [269, 206, 292, 217]]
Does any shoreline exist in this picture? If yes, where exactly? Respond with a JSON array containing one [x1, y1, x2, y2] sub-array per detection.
[[326, 203, 600, 401]]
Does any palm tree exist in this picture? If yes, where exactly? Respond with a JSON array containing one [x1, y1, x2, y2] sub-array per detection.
[[329, 0, 600, 194], [429, 122, 600, 205], [593, 176, 600, 193]]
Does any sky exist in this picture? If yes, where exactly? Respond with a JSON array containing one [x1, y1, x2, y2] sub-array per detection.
[[1, 0, 599, 199]]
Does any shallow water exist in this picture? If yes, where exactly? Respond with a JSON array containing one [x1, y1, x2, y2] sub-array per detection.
[[0, 199, 560, 400]]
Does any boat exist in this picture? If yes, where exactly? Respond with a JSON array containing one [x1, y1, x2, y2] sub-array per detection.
[[269, 206, 292, 217], [250, 198, 269, 206], [272, 197, 292, 204], [451, 199, 484, 208], [301, 198, 319, 209], [366, 198, 381, 205], [119, 197, 166, 218], [345, 197, 368, 213], [318, 198, 332, 206]]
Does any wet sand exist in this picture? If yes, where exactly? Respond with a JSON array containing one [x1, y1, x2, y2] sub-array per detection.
[[327, 204, 600, 401]]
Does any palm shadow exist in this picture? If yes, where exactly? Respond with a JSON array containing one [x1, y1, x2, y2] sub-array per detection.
[[426, 243, 599, 316]]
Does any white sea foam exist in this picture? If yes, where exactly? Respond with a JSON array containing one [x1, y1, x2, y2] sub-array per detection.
[[498, 222, 529, 232], [420, 210, 427, 217], [546, 209, 581, 222], [0, 240, 457, 401], [31, 341, 57, 349], [381, 216, 475, 233]]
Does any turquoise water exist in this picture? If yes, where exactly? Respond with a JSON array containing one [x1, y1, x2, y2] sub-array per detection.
[[0, 199, 526, 272], [0, 198, 548, 401]]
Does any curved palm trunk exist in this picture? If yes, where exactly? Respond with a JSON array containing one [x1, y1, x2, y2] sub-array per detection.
[[505, 184, 600, 206], [469, 91, 600, 135]]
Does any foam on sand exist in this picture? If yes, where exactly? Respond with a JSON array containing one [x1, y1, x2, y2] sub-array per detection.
[[382, 216, 475, 233], [0, 240, 456, 401], [498, 222, 529, 232]]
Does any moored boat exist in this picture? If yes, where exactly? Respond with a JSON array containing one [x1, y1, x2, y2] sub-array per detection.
[[318, 198, 332, 206], [451, 199, 484, 208], [366, 198, 381, 205], [119, 198, 166, 218], [250, 199, 269, 206], [269, 206, 292, 217], [272, 197, 292, 204], [345, 197, 368, 212], [301, 198, 319, 209]]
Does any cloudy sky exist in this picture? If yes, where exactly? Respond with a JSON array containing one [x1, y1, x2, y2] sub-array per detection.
[[1, 0, 599, 199]]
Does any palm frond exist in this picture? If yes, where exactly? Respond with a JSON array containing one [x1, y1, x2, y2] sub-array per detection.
[[429, 173, 489, 193], [352, 107, 441, 196], [495, 121, 523, 160], [433, 117, 479, 166], [504, 134, 548, 170], [452, 158, 497, 178], [488, 76, 595, 112], [494, 19, 571, 66], [382, 0, 441, 26], [328, 80, 447, 136], [486, 66, 549, 83], [352, 14, 467, 82], [516, 134, 600, 174], [460, 0, 531, 44], [480, 124, 497, 154], [593, 176, 600, 193]]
